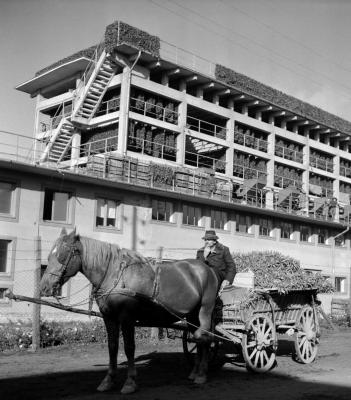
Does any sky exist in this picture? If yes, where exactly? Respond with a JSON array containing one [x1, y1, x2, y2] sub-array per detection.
[[1, 0, 351, 142]]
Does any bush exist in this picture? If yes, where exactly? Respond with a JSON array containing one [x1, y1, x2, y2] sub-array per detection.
[[105, 21, 160, 57], [0, 319, 154, 353]]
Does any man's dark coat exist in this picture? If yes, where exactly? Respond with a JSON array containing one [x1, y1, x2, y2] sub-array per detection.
[[196, 242, 236, 284]]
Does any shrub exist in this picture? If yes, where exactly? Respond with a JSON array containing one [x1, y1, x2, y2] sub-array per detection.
[[105, 21, 160, 57], [215, 64, 351, 135], [0, 319, 154, 353]]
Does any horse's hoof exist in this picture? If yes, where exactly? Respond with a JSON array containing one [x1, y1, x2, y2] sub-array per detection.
[[188, 371, 197, 380], [194, 375, 207, 384], [97, 375, 115, 392], [120, 378, 138, 394]]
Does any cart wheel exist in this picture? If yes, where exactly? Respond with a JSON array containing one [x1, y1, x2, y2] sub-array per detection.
[[242, 313, 277, 373], [294, 305, 319, 364], [182, 330, 218, 365]]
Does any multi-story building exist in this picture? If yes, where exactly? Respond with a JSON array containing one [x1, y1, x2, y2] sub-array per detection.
[[1, 21, 350, 319]]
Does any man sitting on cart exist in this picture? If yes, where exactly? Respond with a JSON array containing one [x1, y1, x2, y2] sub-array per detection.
[[196, 230, 236, 293]]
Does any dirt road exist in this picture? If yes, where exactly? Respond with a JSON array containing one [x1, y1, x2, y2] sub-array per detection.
[[1, 329, 351, 400]]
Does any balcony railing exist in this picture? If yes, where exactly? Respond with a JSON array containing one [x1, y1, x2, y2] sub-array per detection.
[[40, 104, 73, 133], [234, 131, 268, 153], [310, 156, 333, 173], [233, 163, 267, 180], [79, 137, 118, 159], [274, 175, 302, 189], [95, 97, 120, 117], [275, 145, 303, 163], [127, 136, 177, 161], [340, 165, 351, 179], [130, 97, 178, 124], [185, 151, 226, 173], [186, 116, 227, 140]]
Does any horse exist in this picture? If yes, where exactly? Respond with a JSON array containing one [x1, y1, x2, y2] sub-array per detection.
[[40, 228, 219, 394]]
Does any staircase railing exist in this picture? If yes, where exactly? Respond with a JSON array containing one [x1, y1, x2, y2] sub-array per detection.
[[73, 38, 105, 115], [39, 117, 70, 162]]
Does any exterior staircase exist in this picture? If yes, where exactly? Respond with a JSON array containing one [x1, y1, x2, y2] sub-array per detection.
[[236, 176, 266, 198], [40, 118, 74, 163], [71, 50, 116, 125]]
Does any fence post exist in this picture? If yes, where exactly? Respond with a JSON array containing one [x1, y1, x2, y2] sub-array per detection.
[[150, 247, 164, 343], [32, 236, 41, 351]]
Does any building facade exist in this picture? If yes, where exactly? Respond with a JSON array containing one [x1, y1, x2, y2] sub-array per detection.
[[1, 21, 351, 319]]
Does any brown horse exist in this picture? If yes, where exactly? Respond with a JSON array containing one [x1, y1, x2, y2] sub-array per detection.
[[40, 228, 218, 394]]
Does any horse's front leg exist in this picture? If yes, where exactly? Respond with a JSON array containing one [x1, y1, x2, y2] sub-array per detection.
[[97, 317, 119, 392], [120, 322, 138, 394]]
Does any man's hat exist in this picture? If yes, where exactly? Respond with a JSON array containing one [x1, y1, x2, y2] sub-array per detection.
[[202, 230, 219, 240]]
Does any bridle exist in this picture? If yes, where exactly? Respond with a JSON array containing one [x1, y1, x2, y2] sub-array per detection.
[[49, 244, 82, 292]]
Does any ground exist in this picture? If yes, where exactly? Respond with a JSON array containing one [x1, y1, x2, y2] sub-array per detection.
[[1, 328, 351, 400]]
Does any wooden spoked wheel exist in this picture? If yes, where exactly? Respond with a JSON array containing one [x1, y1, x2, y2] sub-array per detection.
[[182, 330, 218, 365], [294, 305, 319, 364], [242, 313, 277, 373]]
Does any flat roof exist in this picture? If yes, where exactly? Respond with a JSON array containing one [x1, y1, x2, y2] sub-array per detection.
[[16, 58, 91, 95]]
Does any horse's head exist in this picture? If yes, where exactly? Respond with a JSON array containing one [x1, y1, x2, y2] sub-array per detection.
[[40, 228, 82, 297]]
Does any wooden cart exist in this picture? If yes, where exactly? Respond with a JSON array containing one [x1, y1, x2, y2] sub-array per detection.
[[183, 286, 320, 373]]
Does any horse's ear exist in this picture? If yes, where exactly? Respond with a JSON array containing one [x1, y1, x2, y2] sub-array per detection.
[[60, 227, 67, 237]]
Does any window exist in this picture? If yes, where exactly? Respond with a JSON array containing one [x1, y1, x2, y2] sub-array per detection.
[[236, 214, 252, 234], [43, 189, 70, 222], [0, 240, 9, 273], [335, 277, 346, 293], [316, 228, 328, 244], [152, 199, 175, 222], [182, 204, 203, 227], [259, 217, 272, 237], [96, 198, 120, 228], [281, 222, 293, 240], [210, 209, 228, 230], [300, 225, 311, 242], [0, 181, 14, 214]]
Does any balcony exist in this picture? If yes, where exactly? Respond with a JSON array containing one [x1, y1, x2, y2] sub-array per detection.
[[39, 104, 72, 134], [95, 97, 120, 117], [275, 145, 303, 163], [130, 96, 178, 125], [234, 130, 268, 153], [185, 151, 226, 173], [310, 155, 333, 173], [340, 165, 351, 179], [233, 163, 267, 180], [127, 136, 177, 162], [186, 116, 227, 140], [274, 175, 302, 189]]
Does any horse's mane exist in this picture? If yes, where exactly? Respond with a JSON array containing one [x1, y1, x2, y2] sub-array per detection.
[[79, 236, 151, 271]]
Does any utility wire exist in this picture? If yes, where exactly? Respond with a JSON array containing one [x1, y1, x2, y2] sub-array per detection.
[[149, 0, 351, 104], [169, 0, 351, 96], [219, 0, 351, 75]]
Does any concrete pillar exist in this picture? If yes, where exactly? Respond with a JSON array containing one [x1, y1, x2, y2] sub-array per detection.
[[256, 111, 262, 121], [179, 79, 187, 93], [227, 99, 234, 111], [117, 66, 132, 156], [196, 88, 204, 99], [333, 154, 340, 221], [213, 94, 219, 106], [225, 117, 234, 178], [242, 104, 248, 116], [34, 92, 44, 162], [177, 98, 187, 165], [161, 73, 169, 86], [70, 131, 81, 168], [265, 127, 275, 209]]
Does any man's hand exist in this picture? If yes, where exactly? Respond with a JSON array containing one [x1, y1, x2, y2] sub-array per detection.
[[219, 280, 230, 291]]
